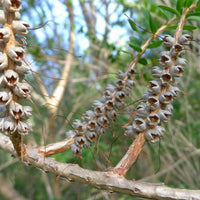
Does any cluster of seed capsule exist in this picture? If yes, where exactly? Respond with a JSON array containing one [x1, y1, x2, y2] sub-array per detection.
[[0, 0, 32, 135], [125, 34, 191, 142], [69, 67, 136, 154]]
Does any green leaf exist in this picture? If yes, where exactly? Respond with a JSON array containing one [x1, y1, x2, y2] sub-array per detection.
[[147, 40, 163, 49], [184, 0, 195, 8], [187, 16, 200, 21], [167, 24, 197, 30], [158, 5, 180, 16], [129, 36, 141, 46], [196, 0, 200, 11], [129, 43, 142, 52], [141, 7, 150, 26], [128, 19, 137, 31], [186, 12, 200, 17], [149, 13, 157, 33], [176, 0, 184, 13], [139, 58, 148, 65], [145, 0, 157, 6]]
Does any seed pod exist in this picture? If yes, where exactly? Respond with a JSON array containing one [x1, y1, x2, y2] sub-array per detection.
[[86, 131, 97, 142], [136, 104, 149, 118], [115, 91, 126, 101], [170, 65, 184, 77], [65, 130, 75, 138], [175, 57, 187, 66], [103, 89, 113, 100], [0, 89, 12, 106], [4, 0, 22, 12], [158, 109, 172, 122], [75, 136, 87, 148], [15, 61, 29, 74], [71, 144, 81, 155], [7, 46, 24, 62], [115, 80, 124, 90], [147, 113, 160, 126], [116, 70, 126, 79], [21, 106, 32, 120], [106, 84, 116, 93], [114, 100, 125, 109], [72, 119, 85, 135], [146, 96, 160, 111], [106, 109, 117, 119], [96, 125, 105, 135], [163, 35, 175, 47], [152, 66, 163, 78], [171, 43, 184, 57], [17, 121, 33, 135], [2, 116, 17, 134], [4, 69, 19, 87], [82, 110, 95, 122], [125, 79, 135, 89], [148, 80, 161, 95], [87, 120, 96, 131], [143, 91, 153, 101], [13, 82, 31, 98], [0, 27, 10, 42], [168, 86, 180, 98], [132, 118, 147, 132], [145, 126, 165, 143], [0, 54, 8, 71], [12, 20, 30, 35], [160, 73, 172, 86], [160, 53, 172, 67], [9, 102, 24, 119], [97, 116, 109, 127], [105, 100, 114, 110], [83, 139, 92, 148], [124, 125, 138, 137], [127, 68, 136, 78], [178, 34, 192, 45], [160, 92, 173, 104]]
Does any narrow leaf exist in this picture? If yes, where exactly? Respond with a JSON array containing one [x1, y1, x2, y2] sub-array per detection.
[[176, 0, 184, 13], [128, 19, 137, 31], [184, 0, 195, 8], [139, 58, 148, 65], [186, 12, 200, 17], [158, 5, 180, 16], [147, 40, 163, 49], [187, 16, 200, 21], [149, 13, 157, 33], [129, 36, 141, 46], [129, 43, 142, 52], [167, 24, 197, 30]]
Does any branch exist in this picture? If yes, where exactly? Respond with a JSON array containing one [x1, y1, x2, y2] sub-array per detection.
[[0, 133, 200, 200]]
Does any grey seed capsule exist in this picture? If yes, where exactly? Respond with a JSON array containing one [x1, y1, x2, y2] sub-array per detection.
[[9, 102, 24, 119], [83, 139, 92, 148], [178, 34, 192, 45], [5, 0, 22, 12], [162, 103, 173, 112], [71, 144, 81, 155], [87, 120, 96, 131], [106, 84, 116, 92], [96, 125, 105, 135], [170, 65, 184, 77], [12, 20, 30, 35], [136, 104, 149, 118], [106, 109, 117, 119], [105, 100, 114, 110], [143, 91, 153, 101], [163, 35, 175, 47], [132, 118, 147, 132], [160, 92, 173, 104], [75, 137, 87, 148], [160, 73, 172, 85], [147, 113, 160, 126], [148, 80, 161, 95], [175, 57, 187, 66], [82, 110, 95, 122], [0, 27, 10, 42], [65, 130, 75, 138], [7, 46, 24, 62], [125, 79, 135, 89], [21, 106, 32, 120], [171, 43, 184, 57], [86, 131, 97, 142], [115, 100, 125, 109], [124, 125, 138, 137], [116, 70, 126, 79], [13, 82, 31, 98], [152, 66, 163, 78], [0, 54, 8, 71], [127, 68, 136, 78], [115, 80, 124, 90], [145, 128, 162, 143], [72, 119, 85, 135], [158, 109, 172, 122], [0, 89, 12, 106], [17, 121, 32, 135], [15, 61, 29, 74], [160, 53, 172, 67], [103, 90, 113, 100], [4, 69, 19, 87], [2, 116, 17, 134], [169, 86, 180, 98], [97, 116, 109, 127], [115, 91, 126, 101], [147, 96, 160, 111]]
